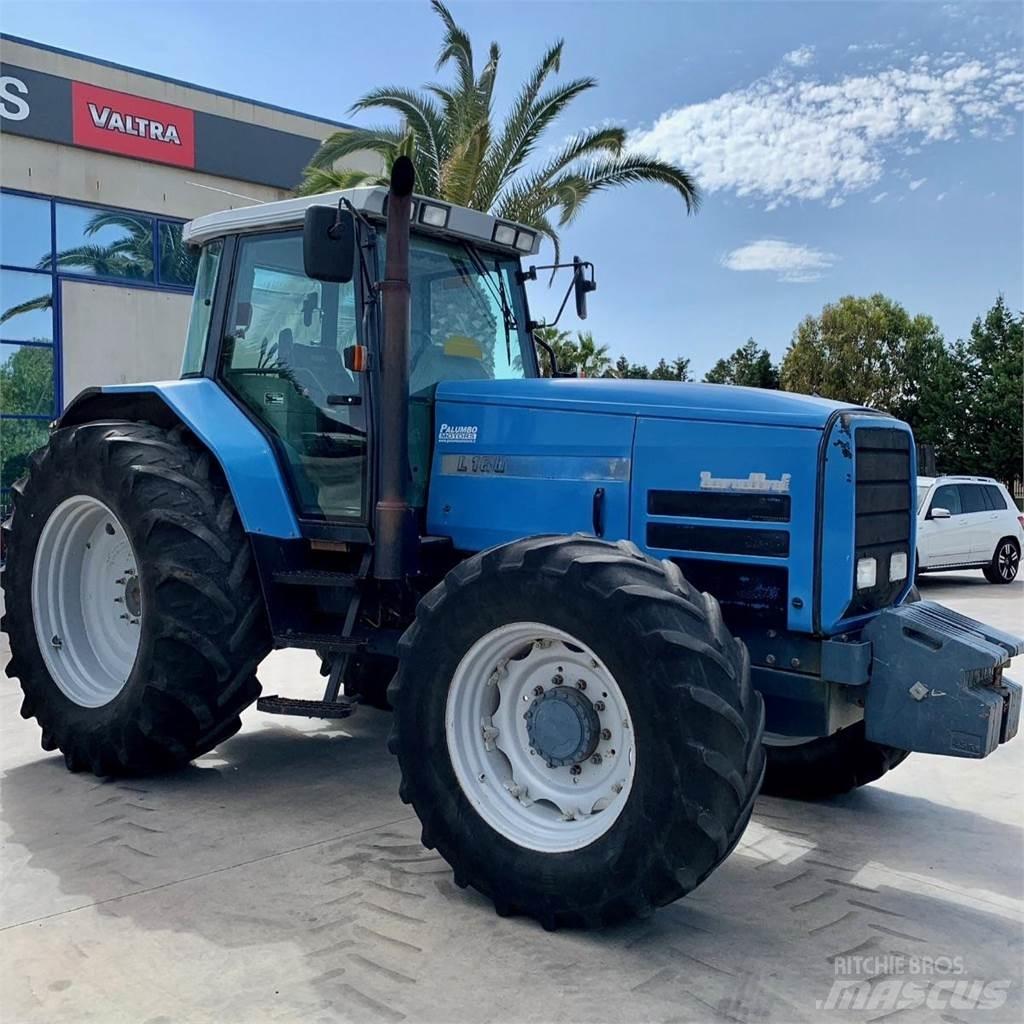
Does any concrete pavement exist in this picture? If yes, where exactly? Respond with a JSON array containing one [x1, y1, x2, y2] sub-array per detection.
[[1, 571, 1021, 1024]]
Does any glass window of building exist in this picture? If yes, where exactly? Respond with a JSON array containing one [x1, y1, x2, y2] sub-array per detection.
[[54, 203, 156, 282], [159, 221, 199, 287], [1, 343, 55, 417], [0, 270, 54, 343], [0, 192, 52, 270]]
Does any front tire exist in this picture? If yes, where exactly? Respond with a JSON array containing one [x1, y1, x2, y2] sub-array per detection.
[[762, 723, 909, 799], [2, 420, 271, 775], [983, 538, 1020, 584], [388, 535, 765, 928]]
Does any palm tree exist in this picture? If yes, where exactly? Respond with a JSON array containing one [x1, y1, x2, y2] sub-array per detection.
[[574, 330, 611, 377], [297, 1, 700, 260]]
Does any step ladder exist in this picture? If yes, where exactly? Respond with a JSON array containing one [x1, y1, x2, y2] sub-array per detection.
[[257, 550, 370, 719]]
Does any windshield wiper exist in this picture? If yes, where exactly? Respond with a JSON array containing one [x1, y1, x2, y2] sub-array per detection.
[[462, 241, 517, 362]]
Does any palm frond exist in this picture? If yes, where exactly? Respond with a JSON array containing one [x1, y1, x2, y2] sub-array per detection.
[[477, 77, 597, 208], [431, 0, 475, 96], [307, 126, 408, 170], [295, 166, 389, 197], [549, 154, 701, 226], [349, 86, 448, 188], [473, 40, 567, 206], [439, 119, 490, 207]]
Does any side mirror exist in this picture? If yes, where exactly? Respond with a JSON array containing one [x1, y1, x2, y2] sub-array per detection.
[[304, 205, 355, 283], [930, 506, 951, 520], [573, 256, 596, 320]]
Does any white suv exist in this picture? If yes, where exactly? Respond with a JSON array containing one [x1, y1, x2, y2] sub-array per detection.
[[916, 476, 1023, 584]]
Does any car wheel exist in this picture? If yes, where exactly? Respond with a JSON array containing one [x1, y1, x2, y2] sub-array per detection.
[[983, 538, 1020, 584]]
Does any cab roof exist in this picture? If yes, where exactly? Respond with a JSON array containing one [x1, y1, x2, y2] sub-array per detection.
[[182, 187, 543, 256]]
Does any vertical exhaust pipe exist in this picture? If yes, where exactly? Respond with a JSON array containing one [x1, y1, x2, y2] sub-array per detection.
[[375, 156, 415, 580]]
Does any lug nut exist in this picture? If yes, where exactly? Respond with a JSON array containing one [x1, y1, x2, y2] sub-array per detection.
[[576, 679, 586, 690], [551, 674, 564, 686], [533, 685, 544, 696], [601, 728, 612, 741], [570, 765, 582, 776], [594, 700, 605, 712], [591, 754, 603, 765]]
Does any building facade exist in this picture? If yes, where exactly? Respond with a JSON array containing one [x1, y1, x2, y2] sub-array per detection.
[[1, 34, 375, 514]]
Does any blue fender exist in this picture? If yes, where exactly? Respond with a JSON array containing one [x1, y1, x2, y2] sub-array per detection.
[[59, 379, 301, 539]]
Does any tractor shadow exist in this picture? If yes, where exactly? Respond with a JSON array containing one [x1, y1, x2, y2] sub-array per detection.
[[3, 716, 1023, 1023]]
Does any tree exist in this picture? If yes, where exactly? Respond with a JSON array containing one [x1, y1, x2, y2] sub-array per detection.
[[297, 1, 700, 260], [949, 297, 1023, 487], [650, 357, 692, 381], [612, 354, 651, 379], [573, 331, 611, 377], [779, 294, 946, 414], [704, 338, 779, 388]]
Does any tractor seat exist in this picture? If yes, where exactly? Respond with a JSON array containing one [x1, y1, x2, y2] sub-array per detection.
[[277, 329, 357, 408], [410, 344, 489, 395]]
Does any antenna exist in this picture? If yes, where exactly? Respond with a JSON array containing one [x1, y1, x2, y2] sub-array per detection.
[[185, 181, 263, 205]]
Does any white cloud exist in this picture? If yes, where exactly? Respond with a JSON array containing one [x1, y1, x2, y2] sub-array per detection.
[[783, 46, 816, 68], [870, 192, 889, 203], [827, 196, 846, 208], [721, 239, 836, 283], [936, 191, 947, 201], [629, 52, 1023, 208], [908, 177, 927, 190]]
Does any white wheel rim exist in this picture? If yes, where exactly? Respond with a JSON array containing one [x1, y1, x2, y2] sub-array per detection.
[[32, 495, 142, 708], [445, 622, 636, 853]]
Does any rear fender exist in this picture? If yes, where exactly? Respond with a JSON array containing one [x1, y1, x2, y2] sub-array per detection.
[[58, 381, 300, 539]]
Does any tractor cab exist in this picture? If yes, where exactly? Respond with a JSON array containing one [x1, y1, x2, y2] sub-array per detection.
[[181, 188, 558, 527]]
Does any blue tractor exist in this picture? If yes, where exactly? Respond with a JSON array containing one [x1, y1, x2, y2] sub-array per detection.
[[3, 160, 1020, 929]]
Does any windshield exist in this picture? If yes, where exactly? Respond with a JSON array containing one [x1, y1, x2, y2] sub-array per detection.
[[916, 485, 930, 511], [406, 235, 534, 395]]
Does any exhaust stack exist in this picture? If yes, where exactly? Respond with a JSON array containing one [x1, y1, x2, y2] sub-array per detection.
[[374, 156, 415, 581]]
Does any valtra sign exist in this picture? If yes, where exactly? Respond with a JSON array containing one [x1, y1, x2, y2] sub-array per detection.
[[71, 82, 195, 168], [1, 59, 330, 189]]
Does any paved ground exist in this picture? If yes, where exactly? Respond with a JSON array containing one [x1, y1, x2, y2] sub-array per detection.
[[1, 571, 1021, 1024]]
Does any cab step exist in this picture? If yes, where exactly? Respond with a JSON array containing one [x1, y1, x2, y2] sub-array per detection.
[[273, 631, 368, 652], [256, 695, 359, 719], [271, 569, 360, 588]]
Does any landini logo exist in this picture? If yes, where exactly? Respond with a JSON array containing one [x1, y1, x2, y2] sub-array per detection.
[[71, 81, 195, 168]]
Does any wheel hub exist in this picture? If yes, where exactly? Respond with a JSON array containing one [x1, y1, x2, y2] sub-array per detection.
[[525, 686, 600, 767]]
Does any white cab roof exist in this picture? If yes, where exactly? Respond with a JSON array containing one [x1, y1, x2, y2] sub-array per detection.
[[182, 187, 542, 256]]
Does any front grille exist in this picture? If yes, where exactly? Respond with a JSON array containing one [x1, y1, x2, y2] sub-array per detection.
[[846, 427, 911, 616]]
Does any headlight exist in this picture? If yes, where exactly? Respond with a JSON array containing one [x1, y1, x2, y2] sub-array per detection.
[[514, 229, 535, 252], [889, 551, 908, 582], [856, 557, 877, 590], [492, 223, 517, 246], [419, 202, 450, 228]]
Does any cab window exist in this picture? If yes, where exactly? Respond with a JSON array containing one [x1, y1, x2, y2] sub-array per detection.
[[220, 231, 366, 521], [407, 236, 533, 395]]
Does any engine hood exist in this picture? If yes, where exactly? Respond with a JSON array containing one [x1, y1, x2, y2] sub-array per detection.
[[437, 378, 863, 429]]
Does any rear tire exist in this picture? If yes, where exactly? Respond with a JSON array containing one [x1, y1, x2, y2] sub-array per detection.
[[1, 420, 271, 775], [983, 538, 1020, 584], [388, 535, 765, 928]]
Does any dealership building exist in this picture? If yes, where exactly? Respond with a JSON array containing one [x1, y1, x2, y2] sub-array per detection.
[[0, 34, 375, 512]]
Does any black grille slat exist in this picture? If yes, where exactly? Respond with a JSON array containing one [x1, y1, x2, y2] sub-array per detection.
[[647, 489, 791, 522], [856, 450, 910, 482], [647, 522, 789, 557]]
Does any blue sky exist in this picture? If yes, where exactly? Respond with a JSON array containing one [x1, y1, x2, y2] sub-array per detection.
[[5, 0, 1021, 375]]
